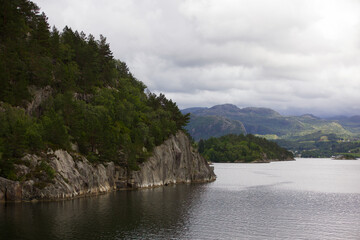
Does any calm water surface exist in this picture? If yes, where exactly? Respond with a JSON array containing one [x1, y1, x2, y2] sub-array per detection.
[[1, 158, 360, 239]]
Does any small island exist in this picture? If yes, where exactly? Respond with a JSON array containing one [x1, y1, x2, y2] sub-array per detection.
[[332, 154, 358, 160], [198, 134, 294, 163]]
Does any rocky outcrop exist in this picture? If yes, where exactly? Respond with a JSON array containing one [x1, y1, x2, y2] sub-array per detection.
[[0, 131, 215, 201], [0, 150, 116, 201], [26, 85, 53, 116], [0, 178, 22, 201], [130, 131, 216, 188]]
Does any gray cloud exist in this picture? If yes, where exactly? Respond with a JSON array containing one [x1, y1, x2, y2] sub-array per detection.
[[34, 0, 360, 116]]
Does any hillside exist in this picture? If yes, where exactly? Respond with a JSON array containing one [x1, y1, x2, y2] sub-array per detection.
[[0, 0, 191, 181], [183, 104, 356, 140], [185, 115, 246, 141], [274, 131, 360, 158], [183, 104, 360, 157], [199, 134, 294, 163], [327, 116, 360, 134]]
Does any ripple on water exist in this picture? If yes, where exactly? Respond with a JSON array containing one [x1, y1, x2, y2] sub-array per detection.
[[1, 159, 360, 240]]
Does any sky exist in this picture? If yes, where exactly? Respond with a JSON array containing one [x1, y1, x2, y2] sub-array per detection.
[[33, 0, 360, 117]]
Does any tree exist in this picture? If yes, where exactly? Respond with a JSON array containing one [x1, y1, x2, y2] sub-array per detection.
[[41, 110, 70, 150], [198, 139, 205, 153]]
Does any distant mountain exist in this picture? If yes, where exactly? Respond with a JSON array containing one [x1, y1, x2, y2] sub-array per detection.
[[238, 107, 282, 118], [349, 116, 360, 122], [326, 115, 349, 121], [183, 104, 360, 158], [187, 104, 281, 118], [183, 104, 356, 140], [327, 115, 360, 133], [181, 107, 208, 115], [299, 114, 321, 119], [185, 115, 246, 141], [184, 104, 298, 136]]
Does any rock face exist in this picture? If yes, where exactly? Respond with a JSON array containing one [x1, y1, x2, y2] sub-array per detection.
[[26, 85, 53, 116], [130, 131, 216, 187], [0, 131, 215, 201]]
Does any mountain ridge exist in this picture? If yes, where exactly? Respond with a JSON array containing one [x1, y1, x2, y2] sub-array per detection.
[[182, 104, 358, 140]]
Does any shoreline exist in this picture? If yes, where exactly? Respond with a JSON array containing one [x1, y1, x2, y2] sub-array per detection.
[[213, 158, 296, 164], [0, 178, 216, 203]]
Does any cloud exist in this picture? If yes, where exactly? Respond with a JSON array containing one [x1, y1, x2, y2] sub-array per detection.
[[34, 0, 360, 116]]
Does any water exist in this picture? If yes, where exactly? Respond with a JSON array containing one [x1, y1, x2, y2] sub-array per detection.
[[1, 158, 360, 239]]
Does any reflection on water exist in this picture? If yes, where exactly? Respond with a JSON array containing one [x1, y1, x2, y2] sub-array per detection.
[[1, 158, 360, 239], [1, 185, 205, 240]]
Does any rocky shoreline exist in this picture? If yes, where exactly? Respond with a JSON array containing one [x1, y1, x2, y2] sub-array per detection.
[[332, 155, 358, 160], [233, 157, 295, 163], [0, 131, 216, 202]]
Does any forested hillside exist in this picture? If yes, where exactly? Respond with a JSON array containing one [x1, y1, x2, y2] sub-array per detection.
[[0, 0, 189, 179], [199, 134, 294, 163]]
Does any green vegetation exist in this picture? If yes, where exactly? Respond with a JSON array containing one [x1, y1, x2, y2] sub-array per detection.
[[329, 116, 360, 134], [184, 104, 360, 157], [0, 0, 189, 179], [199, 134, 294, 163], [274, 131, 360, 158]]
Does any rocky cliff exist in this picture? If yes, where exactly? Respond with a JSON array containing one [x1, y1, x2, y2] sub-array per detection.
[[131, 131, 215, 187], [0, 131, 215, 202]]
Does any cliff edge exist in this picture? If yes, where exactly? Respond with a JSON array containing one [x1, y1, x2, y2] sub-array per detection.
[[131, 131, 216, 187], [0, 131, 215, 202]]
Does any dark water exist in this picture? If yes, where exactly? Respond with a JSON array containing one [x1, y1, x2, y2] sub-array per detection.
[[1, 158, 360, 239]]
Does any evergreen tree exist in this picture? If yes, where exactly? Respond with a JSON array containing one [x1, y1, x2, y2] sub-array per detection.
[[0, 0, 191, 177]]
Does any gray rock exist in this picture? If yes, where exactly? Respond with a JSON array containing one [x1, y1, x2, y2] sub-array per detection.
[[14, 164, 30, 179], [26, 85, 52, 116], [0, 177, 22, 201], [0, 131, 215, 201], [132, 131, 216, 187], [22, 154, 39, 168]]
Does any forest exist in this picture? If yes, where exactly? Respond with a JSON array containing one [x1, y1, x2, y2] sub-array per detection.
[[275, 137, 360, 158], [198, 134, 294, 163], [0, 0, 190, 179]]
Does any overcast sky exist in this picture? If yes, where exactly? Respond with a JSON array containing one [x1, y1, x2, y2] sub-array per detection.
[[33, 0, 360, 116]]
